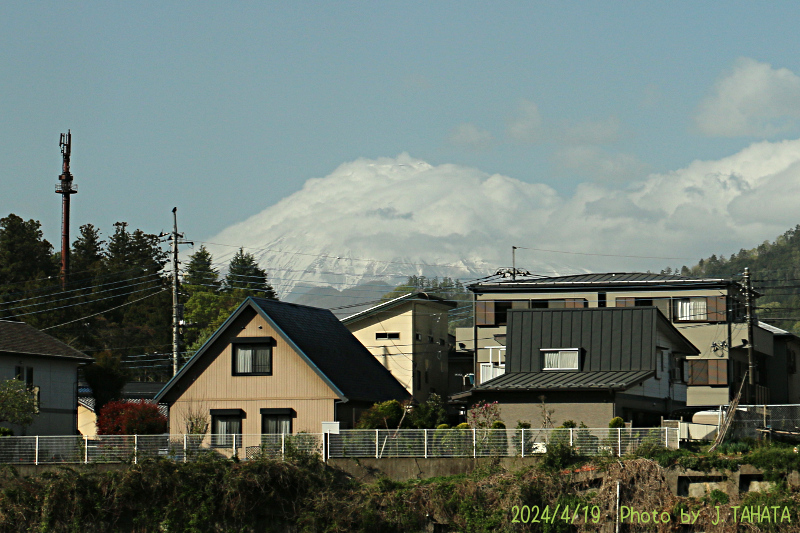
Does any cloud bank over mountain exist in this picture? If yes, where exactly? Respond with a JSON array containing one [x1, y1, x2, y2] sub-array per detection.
[[206, 141, 800, 297]]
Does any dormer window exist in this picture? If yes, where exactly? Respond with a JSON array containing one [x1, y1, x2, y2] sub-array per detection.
[[541, 349, 579, 370]]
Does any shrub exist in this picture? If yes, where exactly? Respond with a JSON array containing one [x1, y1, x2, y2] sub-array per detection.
[[436, 424, 450, 430], [97, 401, 167, 435], [455, 422, 470, 429], [467, 400, 501, 429], [609, 417, 625, 428], [0, 427, 12, 436], [490, 420, 506, 429], [356, 400, 407, 429]]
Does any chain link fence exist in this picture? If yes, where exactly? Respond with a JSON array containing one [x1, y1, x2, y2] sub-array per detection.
[[0, 428, 676, 465]]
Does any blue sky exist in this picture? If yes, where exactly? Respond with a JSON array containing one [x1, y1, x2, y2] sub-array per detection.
[[4, 3, 800, 275]]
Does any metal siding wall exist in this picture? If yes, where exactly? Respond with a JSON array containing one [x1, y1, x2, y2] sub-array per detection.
[[606, 311, 619, 371], [508, 312, 522, 373], [620, 309, 633, 371], [530, 312, 542, 372]]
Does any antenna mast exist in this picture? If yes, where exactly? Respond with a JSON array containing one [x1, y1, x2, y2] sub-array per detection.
[[55, 131, 77, 288]]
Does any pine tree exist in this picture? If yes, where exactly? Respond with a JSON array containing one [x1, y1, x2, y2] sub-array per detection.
[[224, 248, 276, 299], [184, 245, 220, 293]]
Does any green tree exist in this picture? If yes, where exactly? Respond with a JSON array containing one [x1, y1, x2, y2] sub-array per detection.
[[0, 379, 38, 429], [356, 399, 408, 429], [71, 223, 105, 278], [409, 393, 448, 429], [83, 352, 129, 415], [224, 248, 276, 298], [184, 245, 220, 293], [0, 214, 57, 298]]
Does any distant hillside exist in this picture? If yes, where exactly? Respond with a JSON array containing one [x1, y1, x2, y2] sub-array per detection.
[[678, 224, 800, 333]]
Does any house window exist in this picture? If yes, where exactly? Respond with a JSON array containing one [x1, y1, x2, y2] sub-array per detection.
[[232, 342, 272, 375], [261, 408, 295, 435], [541, 349, 580, 370], [438, 338, 445, 346], [674, 298, 708, 321], [494, 302, 513, 325], [428, 335, 434, 343], [14, 366, 33, 389], [415, 333, 422, 341], [210, 409, 243, 447], [376, 332, 400, 340]]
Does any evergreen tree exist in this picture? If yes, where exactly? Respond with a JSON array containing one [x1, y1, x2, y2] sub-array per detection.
[[71, 224, 105, 277], [184, 245, 220, 292], [224, 248, 276, 298], [0, 214, 57, 292]]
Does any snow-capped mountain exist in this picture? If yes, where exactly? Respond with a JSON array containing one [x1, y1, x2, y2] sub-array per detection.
[[202, 154, 578, 301]]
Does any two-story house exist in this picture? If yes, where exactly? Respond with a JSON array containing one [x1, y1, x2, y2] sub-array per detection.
[[155, 298, 409, 445], [466, 273, 782, 407], [341, 292, 454, 401], [453, 307, 699, 427], [0, 320, 92, 435]]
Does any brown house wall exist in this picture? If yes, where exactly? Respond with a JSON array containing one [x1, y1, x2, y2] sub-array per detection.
[[169, 307, 340, 434]]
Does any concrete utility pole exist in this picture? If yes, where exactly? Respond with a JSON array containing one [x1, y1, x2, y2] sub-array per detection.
[[55, 131, 77, 288], [743, 267, 755, 401], [166, 208, 192, 376]]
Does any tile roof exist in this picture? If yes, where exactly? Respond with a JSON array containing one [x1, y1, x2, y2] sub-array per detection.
[[0, 320, 92, 361], [472, 370, 655, 391]]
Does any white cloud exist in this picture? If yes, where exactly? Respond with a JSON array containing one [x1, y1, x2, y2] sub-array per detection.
[[695, 57, 800, 137], [207, 141, 800, 296], [448, 123, 493, 150]]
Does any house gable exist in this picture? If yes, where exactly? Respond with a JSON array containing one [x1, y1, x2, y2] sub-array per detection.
[[161, 305, 341, 405]]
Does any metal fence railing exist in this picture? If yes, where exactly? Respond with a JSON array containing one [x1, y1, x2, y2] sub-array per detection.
[[0, 428, 677, 465], [728, 404, 800, 440]]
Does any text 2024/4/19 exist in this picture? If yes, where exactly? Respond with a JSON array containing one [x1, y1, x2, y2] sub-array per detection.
[[510, 505, 792, 525]]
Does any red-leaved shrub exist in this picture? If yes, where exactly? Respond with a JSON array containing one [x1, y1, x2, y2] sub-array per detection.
[[97, 401, 167, 435]]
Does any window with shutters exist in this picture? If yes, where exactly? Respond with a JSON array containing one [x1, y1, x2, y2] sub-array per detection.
[[475, 300, 513, 326], [231, 338, 273, 375], [687, 359, 727, 385], [541, 349, 580, 370]]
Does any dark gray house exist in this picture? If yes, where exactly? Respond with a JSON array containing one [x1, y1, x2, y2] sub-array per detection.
[[452, 307, 699, 427]]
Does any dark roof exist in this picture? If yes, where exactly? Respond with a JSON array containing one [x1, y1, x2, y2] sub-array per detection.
[[80, 381, 167, 400], [156, 298, 410, 404], [454, 370, 655, 397], [341, 291, 455, 325], [471, 272, 732, 292], [505, 307, 698, 374], [0, 320, 92, 361]]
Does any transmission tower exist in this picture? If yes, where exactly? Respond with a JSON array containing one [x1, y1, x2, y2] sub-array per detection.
[[55, 131, 77, 288]]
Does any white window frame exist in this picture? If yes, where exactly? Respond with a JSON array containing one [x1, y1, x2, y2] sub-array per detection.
[[541, 349, 580, 370]]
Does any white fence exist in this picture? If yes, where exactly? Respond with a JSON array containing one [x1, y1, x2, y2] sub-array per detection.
[[0, 428, 677, 465]]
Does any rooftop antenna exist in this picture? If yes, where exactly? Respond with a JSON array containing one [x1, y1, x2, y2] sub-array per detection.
[[495, 245, 531, 280], [55, 131, 77, 288]]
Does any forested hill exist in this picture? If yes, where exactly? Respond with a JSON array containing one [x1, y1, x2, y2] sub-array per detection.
[[676, 224, 800, 333]]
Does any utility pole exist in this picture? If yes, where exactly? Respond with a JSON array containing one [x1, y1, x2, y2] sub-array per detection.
[[164, 208, 192, 376], [744, 267, 755, 401], [55, 131, 77, 288]]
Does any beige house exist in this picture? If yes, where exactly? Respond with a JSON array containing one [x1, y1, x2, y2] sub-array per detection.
[[468, 273, 785, 407], [155, 298, 409, 441], [0, 320, 92, 435], [341, 292, 455, 402]]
